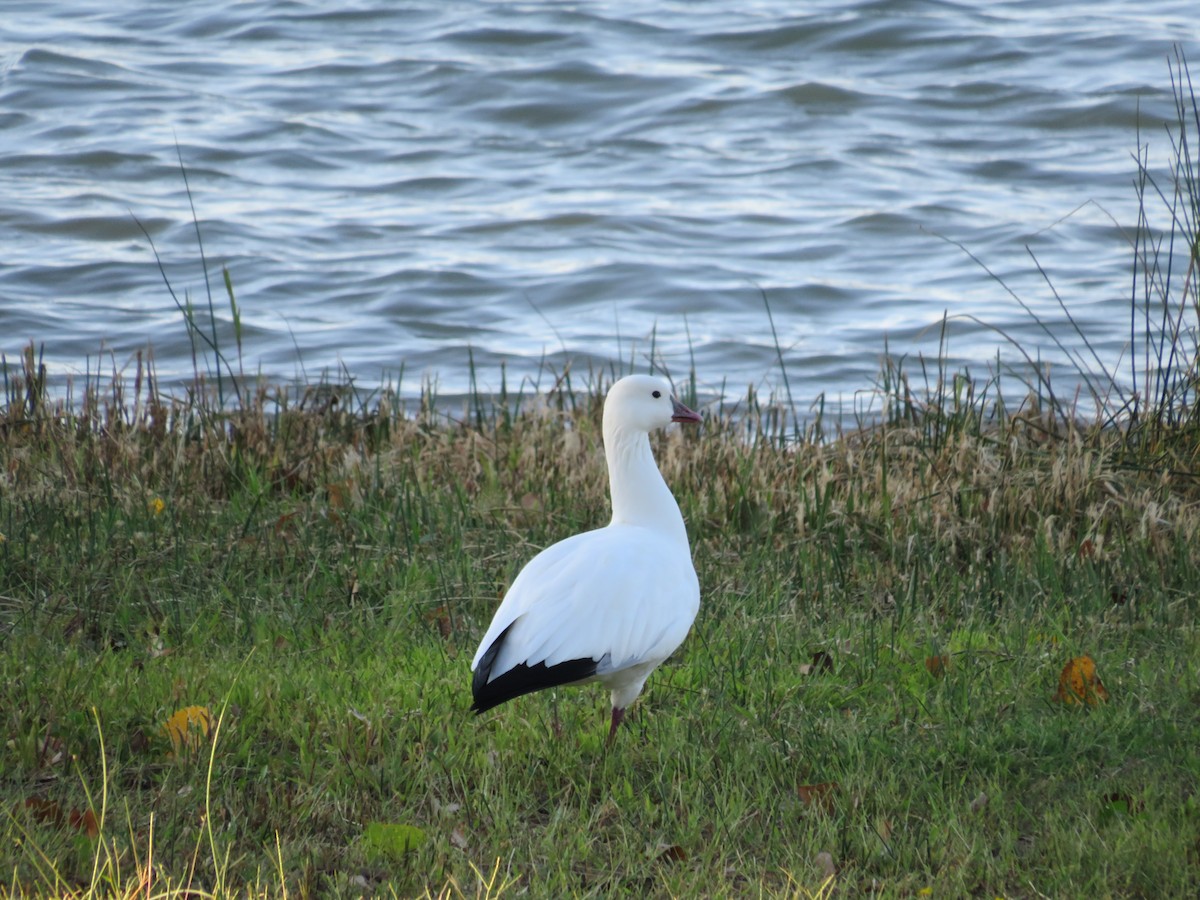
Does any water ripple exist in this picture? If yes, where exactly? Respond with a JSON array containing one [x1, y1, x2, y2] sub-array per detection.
[[0, 0, 1193, 414]]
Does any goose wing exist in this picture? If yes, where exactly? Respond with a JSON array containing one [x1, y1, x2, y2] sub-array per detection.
[[470, 525, 699, 712]]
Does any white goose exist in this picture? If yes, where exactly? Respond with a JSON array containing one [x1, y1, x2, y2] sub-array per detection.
[[470, 374, 702, 741]]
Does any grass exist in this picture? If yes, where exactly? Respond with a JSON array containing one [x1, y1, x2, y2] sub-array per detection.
[[4, 52, 1200, 900], [5, 342, 1200, 898]]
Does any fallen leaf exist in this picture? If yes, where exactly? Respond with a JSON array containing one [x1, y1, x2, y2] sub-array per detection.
[[450, 827, 469, 850], [1054, 656, 1110, 705], [326, 479, 354, 511], [69, 808, 100, 839], [22, 797, 98, 839], [800, 651, 834, 676], [424, 605, 452, 639], [656, 844, 687, 863], [161, 705, 213, 757], [129, 727, 151, 755], [23, 797, 64, 829], [925, 655, 951, 678], [970, 791, 989, 813], [798, 782, 838, 813], [274, 511, 299, 536]]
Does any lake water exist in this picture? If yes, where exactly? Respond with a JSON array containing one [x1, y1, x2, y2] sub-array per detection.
[[1, 2, 1196, 420]]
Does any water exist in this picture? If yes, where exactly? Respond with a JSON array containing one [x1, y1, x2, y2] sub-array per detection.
[[1, 2, 1195, 418]]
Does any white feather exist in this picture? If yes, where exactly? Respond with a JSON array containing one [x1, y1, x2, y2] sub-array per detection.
[[471, 524, 699, 677], [470, 374, 702, 721]]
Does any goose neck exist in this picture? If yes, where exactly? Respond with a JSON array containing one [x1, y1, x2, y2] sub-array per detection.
[[605, 428, 687, 542]]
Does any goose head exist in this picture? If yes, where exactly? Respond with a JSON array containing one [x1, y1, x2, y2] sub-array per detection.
[[603, 375, 702, 436]]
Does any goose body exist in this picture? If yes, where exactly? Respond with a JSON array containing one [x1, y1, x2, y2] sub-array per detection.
[[470, 375, 702, 739]]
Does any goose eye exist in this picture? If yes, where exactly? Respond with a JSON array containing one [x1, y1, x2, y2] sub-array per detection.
[[652, 390, 661, 398]]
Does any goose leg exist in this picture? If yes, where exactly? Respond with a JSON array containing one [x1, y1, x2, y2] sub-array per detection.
[[607, 706, 626, 744]]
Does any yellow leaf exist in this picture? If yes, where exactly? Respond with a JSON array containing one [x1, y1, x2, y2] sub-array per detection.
[[1054, 656, 1109, 705], [161, 705, 212, 756], [149, 497, 165, 516]]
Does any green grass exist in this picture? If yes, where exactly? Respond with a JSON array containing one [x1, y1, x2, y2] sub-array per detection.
[[3, 358, 1200, 898], [4, 45, 1200, 900]]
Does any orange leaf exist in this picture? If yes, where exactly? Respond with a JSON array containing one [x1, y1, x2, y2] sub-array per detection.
[[69, 808, 100, 839], [24, 796, 65, 829], [326, 479, 354, 510], [656, 844, 688, 863], [161, 705, 213, 757], [798, 782, 839, 813], [925, 655, 951, 678], [22, 797, 98, 838], [273, 511, 299, 536], [1054, 656, 1110, 705], [424, 605, 452, 639]]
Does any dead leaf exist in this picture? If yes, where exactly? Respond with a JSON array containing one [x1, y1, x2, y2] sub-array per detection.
[[1054, 656, 1110, 705], [22, 797, 98, 839], [925, 655, 951, 678], [656, 844, 687, 863], [274, 511, 299, 536], [798, 782, 838, 813], [69, 808, 100, 839], [326, 479, 354, 511], [800, 651, 834, 676], [130, 727, 151, 755], [161, 705, 213, 757], [424, 605, 452, 639], [23, 796, 64, 829], [450, 827, 469, 850], [970, 791, 989, 813]]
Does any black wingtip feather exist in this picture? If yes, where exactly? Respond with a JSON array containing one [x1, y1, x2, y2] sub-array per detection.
[[471, 623, 599, 714]]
